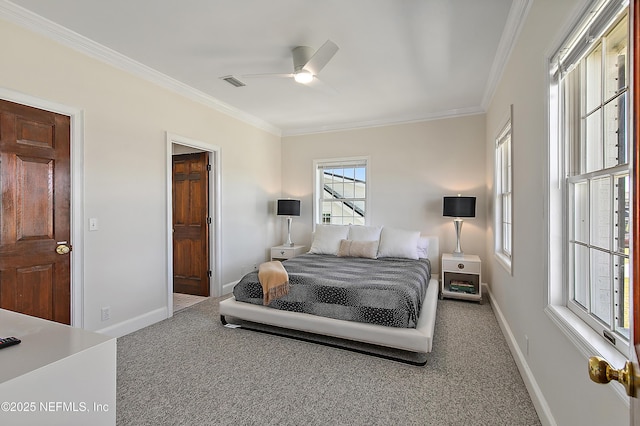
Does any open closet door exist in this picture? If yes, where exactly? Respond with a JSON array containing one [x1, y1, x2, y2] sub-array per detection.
[[172, 152, 210, 297]]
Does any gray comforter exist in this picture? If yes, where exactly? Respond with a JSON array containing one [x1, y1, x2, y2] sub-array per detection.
[[232, 253, 432, 328]]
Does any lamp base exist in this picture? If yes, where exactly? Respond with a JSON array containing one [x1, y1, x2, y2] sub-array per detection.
[[285, 217, 294, 247], [453, 218, 464, 257]]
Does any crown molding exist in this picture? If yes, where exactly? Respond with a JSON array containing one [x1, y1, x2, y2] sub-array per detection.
[[0, 0, 282, 137], [282, 106, 485, 137], [481, 0, 533, 110]]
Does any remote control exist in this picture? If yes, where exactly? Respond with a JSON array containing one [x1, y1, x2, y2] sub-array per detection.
[[0, 337, 21, 349]]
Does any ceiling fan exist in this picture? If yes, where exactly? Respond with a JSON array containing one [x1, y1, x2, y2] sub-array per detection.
[[241, 39, 339, 85]]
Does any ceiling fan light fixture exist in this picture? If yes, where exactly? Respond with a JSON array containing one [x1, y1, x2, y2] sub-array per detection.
[[294, 70, 314, 84]]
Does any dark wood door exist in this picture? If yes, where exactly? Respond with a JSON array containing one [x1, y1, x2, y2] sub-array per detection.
[[172, 152, 210, 297], [0, 99, 71, 324]]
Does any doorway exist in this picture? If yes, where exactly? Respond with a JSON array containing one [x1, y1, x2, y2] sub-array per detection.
[[172, 151, 210, 297], [166, 133, 220, 317]]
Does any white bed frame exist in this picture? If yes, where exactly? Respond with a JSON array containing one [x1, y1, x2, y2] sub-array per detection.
[[219, 236, 439, 364]]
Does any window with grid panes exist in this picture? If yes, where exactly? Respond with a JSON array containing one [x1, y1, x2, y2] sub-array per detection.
[[495, 116, 513, 272], [550, 0, 629, 353], [313, 158, 368, 226]]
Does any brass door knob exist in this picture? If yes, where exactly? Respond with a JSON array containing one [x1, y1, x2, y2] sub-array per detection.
[[56, 244, 71, 255], [588, 356, 636, 397]]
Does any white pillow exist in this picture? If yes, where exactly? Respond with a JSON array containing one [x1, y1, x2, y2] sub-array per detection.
[[348, 225, 382, 241], [417, 236, 430, 259], [309, 224, 350, 255], [377, 227, 421, 260]]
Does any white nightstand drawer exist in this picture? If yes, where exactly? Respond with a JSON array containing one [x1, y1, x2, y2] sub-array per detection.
[[442, 258, 481, 274], [271, 247, 294, 259], [270, 245, 306, 261]]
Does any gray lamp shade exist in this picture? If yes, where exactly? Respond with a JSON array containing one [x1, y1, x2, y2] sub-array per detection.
[[277, 199, 300, 216], [443, 196, 476, 218]]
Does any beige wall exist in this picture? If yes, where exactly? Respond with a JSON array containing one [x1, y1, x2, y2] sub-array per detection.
[[0, 18, 282, 333], [282, 114, 487, 272], [485, 0, 628, 424]]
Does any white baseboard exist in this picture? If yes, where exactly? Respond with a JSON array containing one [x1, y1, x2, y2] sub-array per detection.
[[96, 280, 237, 338], [222, 280, 239, 295], [94, 307, 168, 338], [487, 286, 557, 426]]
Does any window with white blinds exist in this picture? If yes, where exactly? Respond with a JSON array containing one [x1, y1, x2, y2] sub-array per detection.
[[313, 158, 368, 226]]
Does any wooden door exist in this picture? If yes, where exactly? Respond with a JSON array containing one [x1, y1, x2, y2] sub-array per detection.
[[172, 152, 210, 297], [0, 99, 71, 324]]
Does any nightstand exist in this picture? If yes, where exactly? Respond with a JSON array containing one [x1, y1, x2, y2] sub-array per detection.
[[441, 253, 482, 302], [270, 244, 306, 261]]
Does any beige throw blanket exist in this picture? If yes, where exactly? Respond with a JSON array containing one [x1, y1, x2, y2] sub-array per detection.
[[258, 260, 289, 305]]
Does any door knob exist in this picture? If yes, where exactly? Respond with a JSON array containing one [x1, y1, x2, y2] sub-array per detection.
[[56, 244, 71, 255], [588, 356, 637, 397]]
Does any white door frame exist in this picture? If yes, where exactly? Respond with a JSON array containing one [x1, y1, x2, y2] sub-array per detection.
[[166, 132, 221, 316], [0, 87, 85, 328]]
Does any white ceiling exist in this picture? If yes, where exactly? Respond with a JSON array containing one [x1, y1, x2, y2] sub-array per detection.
[[5, 0, 523, 136]]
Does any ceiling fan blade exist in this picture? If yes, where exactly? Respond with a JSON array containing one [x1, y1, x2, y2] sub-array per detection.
[[303, 40, 339, 75], [307, 76, 338, 95], [241, 73, 294, 79]]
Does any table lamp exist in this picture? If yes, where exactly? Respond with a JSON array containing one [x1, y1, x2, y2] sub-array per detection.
[[277, 199, 301, 247], [443, 195, 476, 257]]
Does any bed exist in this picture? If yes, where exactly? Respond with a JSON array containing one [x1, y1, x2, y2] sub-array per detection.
[[219, 226, 439, 365]]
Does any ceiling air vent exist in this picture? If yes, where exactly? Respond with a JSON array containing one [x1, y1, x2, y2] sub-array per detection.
[[220, 75, 246, 87]]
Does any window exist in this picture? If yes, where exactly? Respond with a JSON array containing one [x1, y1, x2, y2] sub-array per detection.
[[495, 113, 513, 272], [549, 0, 629, 354], [313, 158, 368, 226]]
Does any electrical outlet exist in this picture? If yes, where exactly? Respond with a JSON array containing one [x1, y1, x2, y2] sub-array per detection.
[[101, 306, 110, 322]]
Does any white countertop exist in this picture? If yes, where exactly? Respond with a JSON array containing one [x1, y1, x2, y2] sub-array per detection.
[[0, 309, 114, 383]]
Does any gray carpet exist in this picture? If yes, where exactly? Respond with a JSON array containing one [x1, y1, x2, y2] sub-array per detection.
[[117, 296, 541, 425]]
